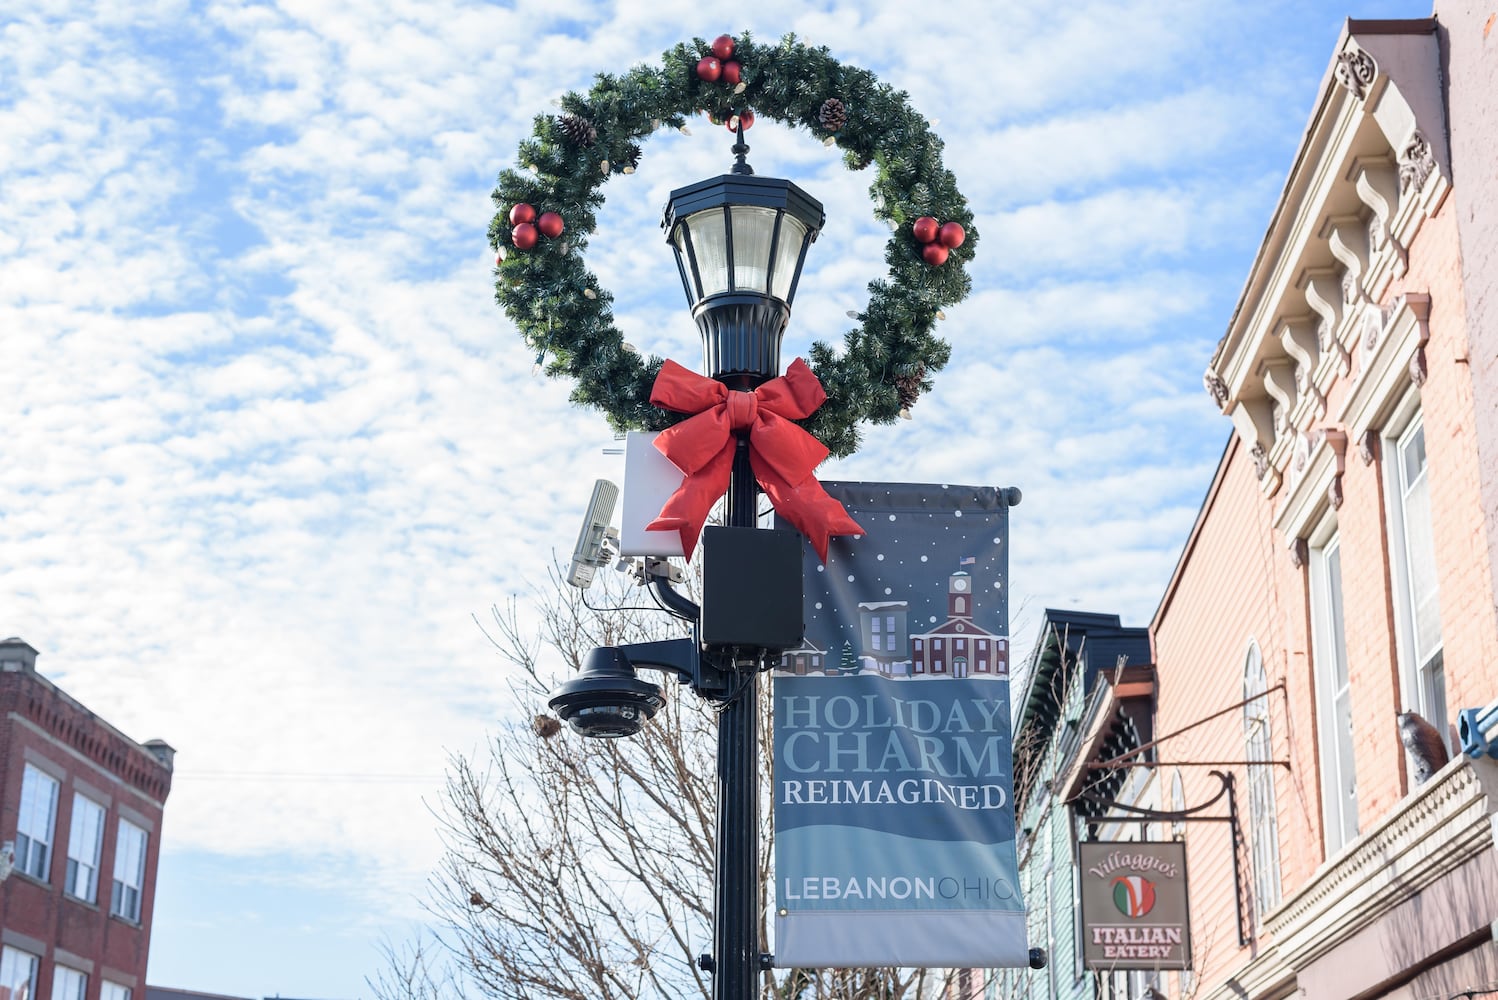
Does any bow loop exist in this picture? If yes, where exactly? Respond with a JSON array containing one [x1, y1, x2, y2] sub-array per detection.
[[645, 358, 863, 562]]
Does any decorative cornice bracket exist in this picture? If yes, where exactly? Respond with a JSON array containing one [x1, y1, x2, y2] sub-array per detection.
[[1334, 46, 1377, 101]]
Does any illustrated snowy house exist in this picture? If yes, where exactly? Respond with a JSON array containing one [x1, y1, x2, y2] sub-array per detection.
[[910, 570, 1009, 678], [778, 637, 828, 676]]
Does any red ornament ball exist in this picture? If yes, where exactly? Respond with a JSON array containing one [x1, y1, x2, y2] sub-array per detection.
[[921, 242, 949, 266], [696, 56, 722, 82], [712, 34, 736, 60], [511, 223, 538, 250], [537, 211, 564, 239], [938, 221, 966, 248], [911, 216, 939, 244], [726, 109, 755, 131], [509, 203, 536, 226], [721, 60, 741, 85]]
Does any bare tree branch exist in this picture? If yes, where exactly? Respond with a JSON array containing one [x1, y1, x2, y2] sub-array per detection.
[[374, 567, 957, 999]]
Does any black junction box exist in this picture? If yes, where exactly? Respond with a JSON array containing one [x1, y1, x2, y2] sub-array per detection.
[[700, 525, 804, 650]]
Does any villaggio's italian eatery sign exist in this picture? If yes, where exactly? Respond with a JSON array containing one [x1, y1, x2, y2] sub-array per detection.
[[772, 483, 1028, 969], [1078, 842, 1192, 970]]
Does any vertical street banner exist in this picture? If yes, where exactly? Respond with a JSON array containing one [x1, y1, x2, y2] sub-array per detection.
[[1078, 842, 1192, 970], [772, 482, 1028, 968]]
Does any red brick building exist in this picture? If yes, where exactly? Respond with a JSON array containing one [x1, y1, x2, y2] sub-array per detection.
[[910, 571, 1008, 678], [0, 638, 173, 1000]]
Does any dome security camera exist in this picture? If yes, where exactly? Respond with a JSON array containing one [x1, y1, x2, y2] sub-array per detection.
[[548, 646, 665, 739]]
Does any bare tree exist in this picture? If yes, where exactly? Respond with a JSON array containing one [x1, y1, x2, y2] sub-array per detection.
[[376, 568, 955, 999], [369, 933, 470, 1000]]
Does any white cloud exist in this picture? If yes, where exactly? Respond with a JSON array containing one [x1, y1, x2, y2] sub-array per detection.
[[0, 0, 1431, 993]]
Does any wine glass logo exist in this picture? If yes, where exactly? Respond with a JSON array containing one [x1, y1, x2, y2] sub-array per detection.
[[1111, 875, 1157, 918]]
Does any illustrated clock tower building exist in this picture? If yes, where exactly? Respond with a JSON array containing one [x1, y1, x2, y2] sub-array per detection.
[[948, 570, 972, 618], [910, 563, 1008, 678]]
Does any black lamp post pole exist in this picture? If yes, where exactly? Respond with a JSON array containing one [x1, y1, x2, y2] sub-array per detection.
[[659, 122, 824, 1000], [712, 435, 761, 1000]]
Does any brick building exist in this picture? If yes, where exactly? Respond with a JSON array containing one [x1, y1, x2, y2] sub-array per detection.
[[1150, 12, 1498, 1000], [0, 638, 173, 1000], [989, 11, 1498, 1000]]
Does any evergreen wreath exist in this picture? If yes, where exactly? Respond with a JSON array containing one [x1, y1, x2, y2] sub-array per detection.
[[489, 31, 976, 460]]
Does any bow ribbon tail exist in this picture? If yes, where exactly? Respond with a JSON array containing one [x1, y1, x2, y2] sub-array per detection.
[[751, 452, 864, 564], [645, 443, 736, 560]]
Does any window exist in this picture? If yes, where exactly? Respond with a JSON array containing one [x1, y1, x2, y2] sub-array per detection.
[[1243, 642, 1282, 919], [17, 764, 59, 881], [111, 819, 148, 922], [101, 983, 132, 1000], [1310, 528, 1358, 851], [51, 966, 86, 1000], [1385, 410, 1447, 744], [1, 947, 39, 1000], [66, 793, 106, 903]]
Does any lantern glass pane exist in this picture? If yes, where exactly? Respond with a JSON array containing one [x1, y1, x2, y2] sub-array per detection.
[[672, 226, 699, 301], [770, 214, 810, 300], [730, 206, 778, 293], [686, 209, 730, 298]]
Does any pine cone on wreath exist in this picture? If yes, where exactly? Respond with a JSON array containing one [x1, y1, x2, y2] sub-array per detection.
[[894, 365, 926, 411], [819, 97, 848, 132], [558, 113, 598, 147]]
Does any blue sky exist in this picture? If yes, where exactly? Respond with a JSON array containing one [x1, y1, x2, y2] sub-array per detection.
[[0, 0, 1428, 996]]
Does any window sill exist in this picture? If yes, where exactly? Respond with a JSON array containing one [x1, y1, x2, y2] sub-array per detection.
[[62, 892, 101, 911], [11, 870, 52, 890]]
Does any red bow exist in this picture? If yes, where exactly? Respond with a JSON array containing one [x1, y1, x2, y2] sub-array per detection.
[[646, 358, 864, 563]]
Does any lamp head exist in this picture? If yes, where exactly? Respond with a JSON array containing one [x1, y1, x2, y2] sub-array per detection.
[[662, 164, 824, 385], [548, 646, 665, 739]]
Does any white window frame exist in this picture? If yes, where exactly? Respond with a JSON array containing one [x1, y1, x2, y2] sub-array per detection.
[[1382, 399, 1447, 746], [111, 818, 148, 923], [1, 947, 39, 1000], [1309, 518, 1359, 853], [101, 983, 132, 1000], [1170, 768, 1187, 840], [17, 763, 59, 882], [1243, 641, 1283, 919], [66, 792, 106, 904], [1043, 863, 1057, 1000], [50, 966, 86, 1000]]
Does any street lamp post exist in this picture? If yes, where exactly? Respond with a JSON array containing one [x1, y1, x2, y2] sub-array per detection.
[[548, 124, 824, 1000]]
